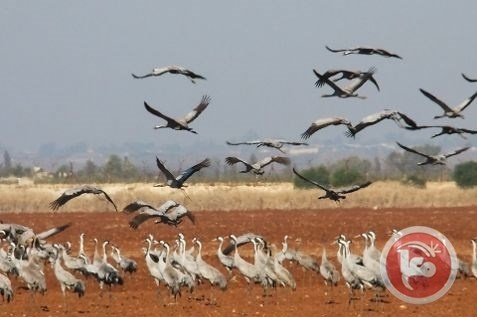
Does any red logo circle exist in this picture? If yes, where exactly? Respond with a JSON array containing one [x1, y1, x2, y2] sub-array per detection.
[[380, 226, 458, 304]]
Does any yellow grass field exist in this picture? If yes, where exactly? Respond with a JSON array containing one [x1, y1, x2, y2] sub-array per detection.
[[1, 181, 476, 212]]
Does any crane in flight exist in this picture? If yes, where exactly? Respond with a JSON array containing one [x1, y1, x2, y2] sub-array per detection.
[[325, 45, 402, 59], [345, 110, 419, 138], [49, 185, 117, 211], [301, 117, 352, 140], [292, 168, 372, 202], [144, 95, 210, 134], [154, 156, 210, 189], [395, 142, 470, 166], [131, 65, 206, 83], [225, 156, 290, 175], [462, 73, 477, 83], [226, 139, 308, 153], [313, 68, 377, 99], [314, 68, 380, 91], [419, 88, 477, 119]]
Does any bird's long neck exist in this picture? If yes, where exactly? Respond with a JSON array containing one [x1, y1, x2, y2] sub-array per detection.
[[79, 234, 85, 256], [196, 241, 202, 260], [102, 242, 108, 263], [93, 239, 100, 262], [472, 241, 477, 266]]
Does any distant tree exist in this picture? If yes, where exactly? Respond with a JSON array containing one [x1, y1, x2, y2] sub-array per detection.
[[385, 144, 443, 181], [103, 154, 123, 181], [330, 167, 364, 187], [453, 161, 477, 188], [2, 150, 12, 176], [122, 156, 139, 180]]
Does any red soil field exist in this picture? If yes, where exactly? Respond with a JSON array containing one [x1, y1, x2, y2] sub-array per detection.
[[1, 207, 476, 317]]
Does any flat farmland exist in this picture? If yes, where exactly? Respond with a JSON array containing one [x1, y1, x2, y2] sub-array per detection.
[[0, 183, 476, 316]]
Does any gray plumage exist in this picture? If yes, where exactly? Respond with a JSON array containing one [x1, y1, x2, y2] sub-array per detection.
[[144, 95, 210, 133], [50, 185, 117, 211], [293, 168, 372, 202], [225, 156, 291, 175], [396, 142, 470, 165], [226, 139, 308, 153], [325, 45, 402, 59], [313, 67, 377, 99], [132, 65, 206, 83], [420, 88, 477, 119], [301, 117, 352, 140], [154, 156, 210, 188], [0, 273, 13, 302]]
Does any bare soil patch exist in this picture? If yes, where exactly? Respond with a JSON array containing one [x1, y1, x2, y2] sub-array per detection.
[[1, 207, 476, 316]]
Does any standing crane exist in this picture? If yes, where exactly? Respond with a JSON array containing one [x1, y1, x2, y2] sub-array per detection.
[[51, 245, 85, 312], [194, 240, 227, 290], [144, 95, 210, 134]]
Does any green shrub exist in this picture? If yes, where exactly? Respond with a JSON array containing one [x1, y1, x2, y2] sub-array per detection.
[[330, 167, 364, 187], [453, 161, 477, 188], [293, 166, 330, 188], [401, 174, 426, 188]]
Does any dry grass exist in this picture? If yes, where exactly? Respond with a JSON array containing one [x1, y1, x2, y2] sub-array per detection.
[[1, 181, 477, 213]]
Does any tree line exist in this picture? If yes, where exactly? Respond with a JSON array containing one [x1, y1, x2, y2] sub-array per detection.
[[1, 147, 476, 188]]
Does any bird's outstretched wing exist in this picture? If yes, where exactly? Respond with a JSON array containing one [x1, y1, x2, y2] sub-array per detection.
[[226, 140, 262, 146], [325, 45, 346, 53], [129, 208, 165, 229], [157, 200, 180, 213], [396, 142, 433, 159], [49, 186, 89, 210], [419, 89, 453, 112], [301, 117, 351, 140], [98, 190, 118, 211], [374, 48, 402, 59], [49, 185, 117, 211], [175, 158, 211, 183], [462, 73, 477, 83], [337, 181, 372, 195], [180, 68, 206, 81], [156, 157, 177, 183], [225, 156, 252, 168], [131, 73, 154, 79], [455, 91, 477, 113], [222, 233, 265, 255], [258, 156, 291, 168], [182, 95, 210, 124], [35, 223, 72, 240], [444, 146, 470, 158], [279, 141, 309, 146], [313, 69, 345, 93], [292, 168, 329, 192], [144, 102, 178, 125], [123, 201, 158, 213], [397, 112, 419, 129]]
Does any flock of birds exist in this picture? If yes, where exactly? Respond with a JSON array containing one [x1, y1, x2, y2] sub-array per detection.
[[1, 45, 477, 310]]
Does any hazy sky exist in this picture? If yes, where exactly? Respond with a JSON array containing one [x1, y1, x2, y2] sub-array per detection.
[[1, 1, 476, 156]]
